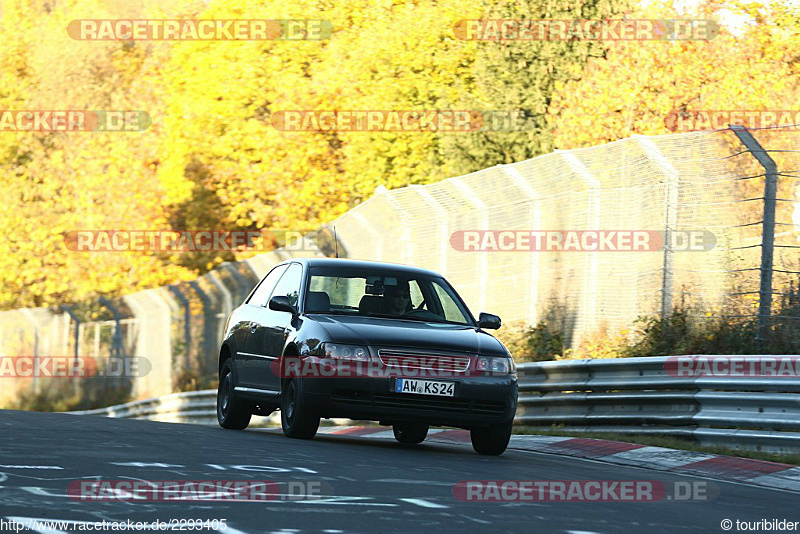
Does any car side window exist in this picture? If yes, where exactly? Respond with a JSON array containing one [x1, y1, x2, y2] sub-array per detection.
[[409, 280, 425, 310], [270, 263, 303, 308], [247, 264, 288, 307]]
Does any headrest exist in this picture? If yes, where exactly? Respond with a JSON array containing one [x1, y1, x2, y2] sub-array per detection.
[[359, 295, 384, 315], [306, 291, 330, 312]]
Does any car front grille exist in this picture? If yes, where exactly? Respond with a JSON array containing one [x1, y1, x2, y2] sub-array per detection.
[[331, 390, 508, 416], [377, 349, 471, 373]]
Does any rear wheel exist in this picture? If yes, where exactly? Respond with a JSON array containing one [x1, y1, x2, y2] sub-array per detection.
[[470, 422, 512, 455], [392, 423, 429, 444], [217, 360, 251, 430], [281, 379, 320, 439]]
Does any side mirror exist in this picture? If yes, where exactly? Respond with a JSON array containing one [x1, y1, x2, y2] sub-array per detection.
[[269, 295, 297, 315], [477, 312, 501, 330]]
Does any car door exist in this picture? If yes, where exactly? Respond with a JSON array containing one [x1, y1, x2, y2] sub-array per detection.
[[235, 263, 288, 386], [248, 262, 304, 391]]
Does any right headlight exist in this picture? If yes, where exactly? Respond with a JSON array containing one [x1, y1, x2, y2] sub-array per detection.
[[323, 343, 370, 362], [476, 355, 513, 374]]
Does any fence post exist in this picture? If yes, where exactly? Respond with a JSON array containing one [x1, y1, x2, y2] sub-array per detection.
[[59, 305, 81, 364], [98, 296, 127, 360], [346, 212, 384, 260], [20, 309, 41, 393], [167, 286, 191, 363], [410, 185, 448, 274], [730, 125, 778, 346], [555, 151, 601, 341], [450, 177, 489, 313], [634, 136, 680, 319], [188, 280, 218, 376], [499, 163, 541, 326]]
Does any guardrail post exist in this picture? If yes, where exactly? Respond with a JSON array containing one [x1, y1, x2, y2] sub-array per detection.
[[730, 125, 778, 346]]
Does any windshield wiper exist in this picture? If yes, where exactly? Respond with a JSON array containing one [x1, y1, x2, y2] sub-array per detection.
[[363, 313, 466, 326]]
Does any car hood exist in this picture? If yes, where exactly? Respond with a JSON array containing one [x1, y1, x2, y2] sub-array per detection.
[[310, 314, 507, 356]]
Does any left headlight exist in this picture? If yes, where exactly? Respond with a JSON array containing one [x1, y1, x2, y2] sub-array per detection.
[[476, 355, 514, 374], [323, 343, 370, 362]]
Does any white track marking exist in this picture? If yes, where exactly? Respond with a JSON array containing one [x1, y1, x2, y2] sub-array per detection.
[[299, 496, 397, 506], [0, 465, 63, 469], [399, 498, 448, 508], [112, 462, 184, 468]]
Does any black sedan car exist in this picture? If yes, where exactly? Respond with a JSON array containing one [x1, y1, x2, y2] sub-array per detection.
[[216, 258, 518, 455]]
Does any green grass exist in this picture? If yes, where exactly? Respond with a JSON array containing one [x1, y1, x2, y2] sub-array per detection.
[[515, 427, 800, 466]]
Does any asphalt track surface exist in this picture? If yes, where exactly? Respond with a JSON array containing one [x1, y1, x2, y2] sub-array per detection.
[[0, 410, 798, 533]]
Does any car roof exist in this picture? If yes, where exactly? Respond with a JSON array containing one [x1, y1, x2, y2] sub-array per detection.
[[281, 257, 444, 278]]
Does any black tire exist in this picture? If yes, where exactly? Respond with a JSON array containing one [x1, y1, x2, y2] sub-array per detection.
[[470, 422, 513, 455], [217, 360, 251, 430], [281, 379, 320, 439], [392, 423, 429, 444]]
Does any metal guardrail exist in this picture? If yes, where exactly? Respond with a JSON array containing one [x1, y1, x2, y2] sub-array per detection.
[[67, 390, 348, 427], [69, 390, 226, 425], [69, 355, 800, 454], [516, 356, 800, 454]]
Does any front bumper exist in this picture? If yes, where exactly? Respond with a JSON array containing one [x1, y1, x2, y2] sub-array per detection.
[[302, 375, 518, 428]]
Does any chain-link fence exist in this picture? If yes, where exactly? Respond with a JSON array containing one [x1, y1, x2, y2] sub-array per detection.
[[331, 129, 799, 343], [1, 128, 798, 405]]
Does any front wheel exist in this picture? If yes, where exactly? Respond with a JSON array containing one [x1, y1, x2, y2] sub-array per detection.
[[470, 422, 512, 455], [392, 423, 429, 444], [281, 379, 320, 439], [217, 360, 251, 430]]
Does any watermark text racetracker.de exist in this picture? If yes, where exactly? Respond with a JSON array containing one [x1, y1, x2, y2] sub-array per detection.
[[666, 356, 800, 378], [452, 19, 719, 41], [67, 19, 333, 40], [0, 110, 150, 132], [450, 230, 716, 252], [67, 480, 332, 502], [665, 110, 800, 132], [0, 356, 150, 378], [64, 230, 317, 252], [269, 355, 502, 379], [0, 518, 229, 532], [453, 480, 718, 502], [270, 110, 536, 132]]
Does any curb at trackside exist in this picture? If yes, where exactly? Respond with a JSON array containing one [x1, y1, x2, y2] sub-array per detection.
[[261, 426, 800, 493]]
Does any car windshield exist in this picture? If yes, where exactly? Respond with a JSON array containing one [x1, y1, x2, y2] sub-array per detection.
[[305, 266, 474, 326]]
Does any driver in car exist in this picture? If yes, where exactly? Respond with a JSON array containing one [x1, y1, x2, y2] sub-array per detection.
[[384, 281, 412, 316]]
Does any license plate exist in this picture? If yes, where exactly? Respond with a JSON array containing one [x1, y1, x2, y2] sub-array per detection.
[[395, 378, 455, 397]]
